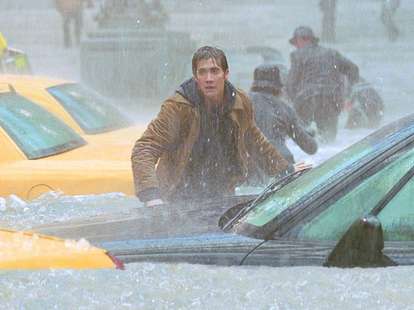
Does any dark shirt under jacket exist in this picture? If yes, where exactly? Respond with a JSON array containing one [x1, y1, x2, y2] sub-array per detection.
[[172, 80, 240, 202]]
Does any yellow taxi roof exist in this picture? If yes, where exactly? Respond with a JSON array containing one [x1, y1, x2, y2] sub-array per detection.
[[0, 74, 84, 133]]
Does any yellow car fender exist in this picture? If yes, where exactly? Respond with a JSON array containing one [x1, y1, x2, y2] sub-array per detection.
[[0, 228, 124, 269]]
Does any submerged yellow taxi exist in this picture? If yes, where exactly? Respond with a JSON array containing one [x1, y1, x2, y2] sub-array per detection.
[[0, 75, 145, 161], [0, 228, 123, 269], [0, 84, 135, 199]]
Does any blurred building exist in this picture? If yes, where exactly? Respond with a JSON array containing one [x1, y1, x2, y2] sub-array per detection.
[[0, 0, 53, 10]]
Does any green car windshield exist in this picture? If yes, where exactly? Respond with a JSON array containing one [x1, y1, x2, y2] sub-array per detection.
[[0, 92, 86, 159], [47, 83, 131, 134], [242, 121, 414, 228]]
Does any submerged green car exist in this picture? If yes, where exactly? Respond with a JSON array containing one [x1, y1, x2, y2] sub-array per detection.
[[37, 113, 414, 268]]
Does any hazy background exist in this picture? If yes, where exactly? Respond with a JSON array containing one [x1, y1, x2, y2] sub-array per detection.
[[1, 0, 413, 122]]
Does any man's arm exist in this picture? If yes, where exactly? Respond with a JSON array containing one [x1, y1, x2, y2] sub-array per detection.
[[246, 123, 312, 175], [242, 93, 312, 175], [245, 124, 293, 175], [240, 93, 291, 175], [131, 100, 181, 204], [335, 51, 359, 85], [285, 104, 318, 155]]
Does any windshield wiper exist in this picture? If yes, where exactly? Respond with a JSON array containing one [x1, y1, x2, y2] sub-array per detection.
[[222, 167, 311, 231], [370, 165, 414, 216]]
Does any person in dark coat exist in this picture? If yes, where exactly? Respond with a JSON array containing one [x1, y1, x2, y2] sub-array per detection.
[[249, 64, 318, 164], [345, 78, 384, 129], [286, 26, 359, 142], [381, 0, 401, 42], [55, 0, 93, 48], [319, 0, 337, 43]]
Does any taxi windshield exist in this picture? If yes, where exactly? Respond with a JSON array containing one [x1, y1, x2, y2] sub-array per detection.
[[47, 83, 131, 134], [0, 92, 86, 159]]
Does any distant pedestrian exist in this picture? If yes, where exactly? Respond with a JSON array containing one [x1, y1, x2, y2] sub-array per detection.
[[147, 0, 169, 28], [286, 26, 359, 142], [0, 32, 31, 74], [55, 0, 93, 48], [319, 0, 337, 43], [381, 0, 400, 42], [345, 78, 384, 129], [249, 64, 318, 164]]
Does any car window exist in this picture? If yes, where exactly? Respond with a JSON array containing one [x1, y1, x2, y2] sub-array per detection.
[[47, 83, 131, 134], [378, 174, 414, 241], [243, 140, 372, 228], [0, 92, 86, 159], [297, 146, 414, 241]]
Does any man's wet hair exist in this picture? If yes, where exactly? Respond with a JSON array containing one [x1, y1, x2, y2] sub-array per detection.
[[192, 46, 229, 76]]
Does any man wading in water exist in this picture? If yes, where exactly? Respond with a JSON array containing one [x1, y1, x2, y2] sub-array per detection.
[[131, 46, 310, 207]]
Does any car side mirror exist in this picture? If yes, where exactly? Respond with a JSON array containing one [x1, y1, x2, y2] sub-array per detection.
[[218, 199, 254, 231], [324, 215, 397, 268]]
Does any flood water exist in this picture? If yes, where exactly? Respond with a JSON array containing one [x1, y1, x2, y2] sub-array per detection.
[[0, 127, 410, 309], [2, 264, 414, 309], [1, 0, 414, 308]]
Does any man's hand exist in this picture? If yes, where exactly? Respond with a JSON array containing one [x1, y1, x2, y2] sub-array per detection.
[[144, 199, 165, 207], [293, 161, 313, 172]]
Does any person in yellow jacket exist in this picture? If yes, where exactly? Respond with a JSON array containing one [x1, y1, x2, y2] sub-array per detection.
[[0, 32, 31, 74], [0, 32, 8, 59]]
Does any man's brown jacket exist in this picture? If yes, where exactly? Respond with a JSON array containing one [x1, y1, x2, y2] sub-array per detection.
[[131, 83, 290, 202]]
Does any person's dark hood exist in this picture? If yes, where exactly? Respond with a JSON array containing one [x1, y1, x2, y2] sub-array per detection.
[[176, 78, 237, 112]]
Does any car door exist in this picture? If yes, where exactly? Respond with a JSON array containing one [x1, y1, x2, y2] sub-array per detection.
[[232, 134, 414, 266]]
